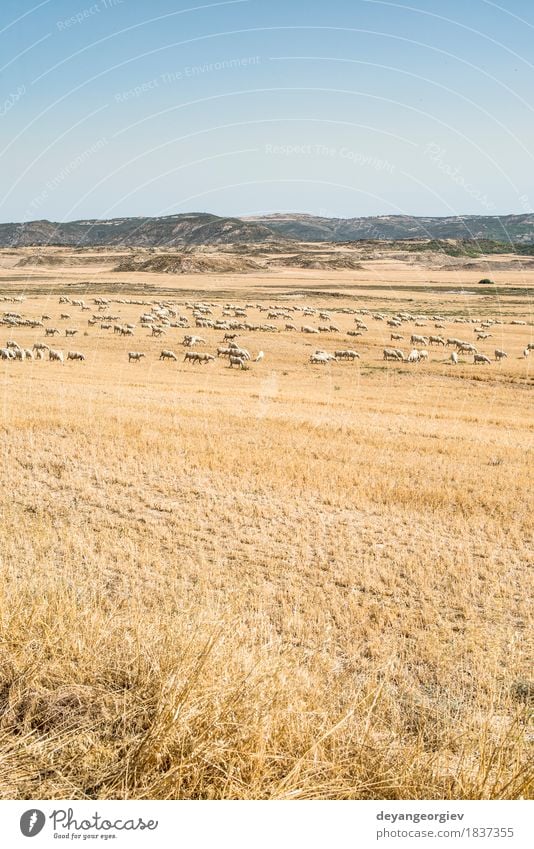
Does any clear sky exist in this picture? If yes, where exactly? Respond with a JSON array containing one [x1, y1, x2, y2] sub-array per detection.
[[1, 0, 533, 222]]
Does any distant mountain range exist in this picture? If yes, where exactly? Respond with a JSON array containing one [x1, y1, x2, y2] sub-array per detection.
[[1, 212, 534, 247], [243, 213, 534, 243]]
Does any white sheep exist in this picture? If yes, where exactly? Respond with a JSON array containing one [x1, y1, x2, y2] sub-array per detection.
[[254, 351, 264, 362], [49, 349, 64, 363], [183, 335, 206, 346], [494, 349, 507, 361], [310, 352, 335, 364], [457, 342, 477, 354], [474, 353, 491, 365], [407, 349, 420, 363], [159, 350, 177, 361], [67, 351, 85, 361], [128, 351, 145, 362], [450, 351, 458, 364]]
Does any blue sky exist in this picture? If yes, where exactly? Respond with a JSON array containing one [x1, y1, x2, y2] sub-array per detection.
[[1, 0, 533, 222]]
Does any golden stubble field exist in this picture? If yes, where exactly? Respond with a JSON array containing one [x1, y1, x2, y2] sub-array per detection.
[[0, 248, 532, 800]]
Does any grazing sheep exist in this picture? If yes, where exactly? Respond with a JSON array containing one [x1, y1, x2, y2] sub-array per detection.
[[450, 351, 458, 364], [390, 333, 403, 341], [223, 333, 238, 341], [65, 328, 78, 337], [457, 342, 477, 354], [183, 334, 206, 346], [60, 313, 70, 320], [35, 348, 45, 360], [24, 349, 34, 359], [159, 350, 177, 361], [310, 352, 335, 364], [474, 353, 491, 365], [418, 350, 429, 360], [429, 335, 445, 346], [120, 327, 134, 336], [285, 323, 297, 331], [128, 351, 145, 362], [335, 350, 360, 360], [45, 328, 60, 337], [67, 351, 85, 361], [49, 349, 64, 363], [0, 348, 14, 359], [407, 349, 420, 363], [254, 351, 264, 362], [33, 342, 49, 352], [495, 349, 508, 361], [232, 347, 251, 360], [151, 327, 165, 336], [229, 355, 246, 368], [301, 325, 320, 334], [410, 334, 428, 346], [184, 351, 210, 364]]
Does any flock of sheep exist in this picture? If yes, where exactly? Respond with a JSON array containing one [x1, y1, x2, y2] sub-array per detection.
[[0, 296, 532, 373]]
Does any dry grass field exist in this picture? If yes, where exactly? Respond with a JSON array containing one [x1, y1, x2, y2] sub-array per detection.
[[0, 245, 532, 800]]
